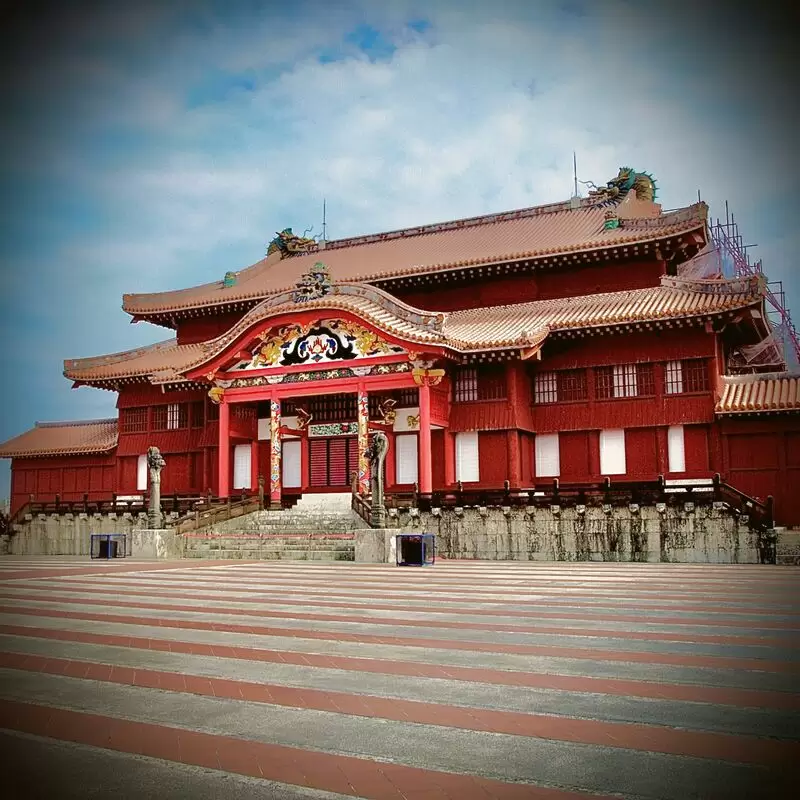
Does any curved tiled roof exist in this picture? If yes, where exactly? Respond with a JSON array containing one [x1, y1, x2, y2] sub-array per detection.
[[716, 373, 800, 415], [122, 197, 708, 317], [0, 419, 118, 458], [65, 274, 765, 386], [443, 274, 765, 348]]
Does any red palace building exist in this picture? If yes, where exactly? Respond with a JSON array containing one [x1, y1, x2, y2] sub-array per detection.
[[2, 168, 799, 526]]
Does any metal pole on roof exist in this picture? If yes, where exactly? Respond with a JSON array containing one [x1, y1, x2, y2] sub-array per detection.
[[573, 151, 578, 197]]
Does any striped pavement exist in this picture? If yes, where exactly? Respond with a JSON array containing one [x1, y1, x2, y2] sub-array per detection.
[[0, 557, 798, 799]]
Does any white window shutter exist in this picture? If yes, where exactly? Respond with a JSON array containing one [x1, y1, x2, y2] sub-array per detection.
[[535, 433, 560, 478], [137, 455, 147, 491], [282, 440, 302, 488], [233, 444, 252, 489], [455, 432, 480, 483], [600, 429, 626, 475], [668, 425, 686, 473], [395, 434, 418, 485]]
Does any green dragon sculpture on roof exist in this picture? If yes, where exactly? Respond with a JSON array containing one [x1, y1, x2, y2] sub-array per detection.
[[587, 167, 658, 204], [267, 228, 318, 258]]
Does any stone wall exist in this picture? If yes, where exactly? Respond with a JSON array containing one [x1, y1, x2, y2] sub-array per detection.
[[5, 512, 180, 556], [385, 503, 769, 563]]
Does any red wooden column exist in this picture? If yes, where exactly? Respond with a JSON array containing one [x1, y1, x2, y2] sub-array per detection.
[[269, 397, 281, 508], [385, 431, 396, 488], [443, 429, 455, 487], [250, 435, 259, 495], [357, 386, 369, 495], [506, 430, 521, 487], [418, 383, 433, 494], [217, 401, 230, 499]]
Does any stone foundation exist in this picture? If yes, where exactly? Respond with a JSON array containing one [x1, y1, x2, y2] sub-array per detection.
[[5, 512, 180, 556], [377, 503, 769, 563]]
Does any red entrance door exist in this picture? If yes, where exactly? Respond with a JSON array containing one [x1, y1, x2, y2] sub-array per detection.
[[309, 437, 359, 488]]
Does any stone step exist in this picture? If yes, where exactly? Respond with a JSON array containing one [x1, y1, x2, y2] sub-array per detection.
[[183, 549, 355, 561]]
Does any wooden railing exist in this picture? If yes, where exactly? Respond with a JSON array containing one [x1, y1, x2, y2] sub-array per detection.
[[390, 474, 774, 530], [11, 493, 210, 524], [172, 495, 263, 534]]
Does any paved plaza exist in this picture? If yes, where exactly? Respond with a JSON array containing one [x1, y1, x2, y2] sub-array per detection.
[[0, 556, 798, 799]]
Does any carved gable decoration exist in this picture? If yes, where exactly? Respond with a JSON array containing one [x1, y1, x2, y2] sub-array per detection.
[[292, 262, 332, 303], [236, 319, 405, 371]]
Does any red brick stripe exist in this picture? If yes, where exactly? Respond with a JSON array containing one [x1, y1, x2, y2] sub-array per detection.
[[5, 584, 798, 630], [3, 591, 793, 648], [0, 560, 248, 582], [1, 651, 795, 767], [2, 623, 795, 710], [0, 698, 610, 800], [47, 577, 800, 619], [5, 605, 796, 674]]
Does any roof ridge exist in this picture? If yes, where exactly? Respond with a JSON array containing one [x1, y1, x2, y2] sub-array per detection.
[[35, 418, 118, 428], [315, 196, 596, 252], [64, 337, 187, 371], [722, 371, 800, 384]]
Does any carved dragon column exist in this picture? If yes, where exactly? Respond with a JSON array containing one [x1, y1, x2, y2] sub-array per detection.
[[357, 387, 370, 496], [269, 397, 282, 509]]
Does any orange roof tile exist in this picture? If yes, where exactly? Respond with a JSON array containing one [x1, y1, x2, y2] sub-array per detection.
[[716, 373, 800, 415], [122, 198, 708, 317], [0, 419, 118, 458], [443, 275, 765, 349], [65, 274, 765, 386]]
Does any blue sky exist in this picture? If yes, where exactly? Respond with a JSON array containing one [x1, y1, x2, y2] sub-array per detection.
[[0, 0, 797, 500]]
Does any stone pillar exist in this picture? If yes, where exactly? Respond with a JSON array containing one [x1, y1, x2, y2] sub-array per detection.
[[270, 397, 282, 509], [147, 447, 166, 530], [357, 387, 370, 495], [419, 382, 432, 494], [218, 401, 230, 498]]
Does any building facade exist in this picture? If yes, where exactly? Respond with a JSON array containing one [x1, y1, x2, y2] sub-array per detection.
[[3, 168, 799, 526]]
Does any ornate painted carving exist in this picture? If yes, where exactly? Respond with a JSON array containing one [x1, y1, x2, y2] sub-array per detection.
[[412, 367, 445, 386], [357, 391, 369, 495], [208, 386, 225, 405], [309, 422, 358, 437], [270, 399, 281, 498], [292, 262, 332, 302], [406, 414, 420, 430], [296, 407, 312, 430], [603, 209, 620, 230], [244, 319, 402, 370], [227, 361, 411, 389], [223, 271, 237, 287], [268, 228, 317, 258], [375, 398, 397, 426]]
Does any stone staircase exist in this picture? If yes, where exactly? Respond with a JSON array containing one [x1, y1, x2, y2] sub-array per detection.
[[181, 492, 370, 560]]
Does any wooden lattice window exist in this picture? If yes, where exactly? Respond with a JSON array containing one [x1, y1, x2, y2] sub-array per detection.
[[152, 406, 168, 431], [190, 401, 204, 428], [595, 364, 654, 399], [166, 403, 187, 430], [534, 370, 587, 404], [534, 372, 558, 404], [119, 408, 147, 433], [454, 365, 506, 402], [666, 359, 709, 394], [558, 369, 588, 402], [454, 367, 478, 402]]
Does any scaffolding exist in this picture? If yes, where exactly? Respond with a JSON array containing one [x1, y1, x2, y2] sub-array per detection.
[[708, 203, 800, 372]]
